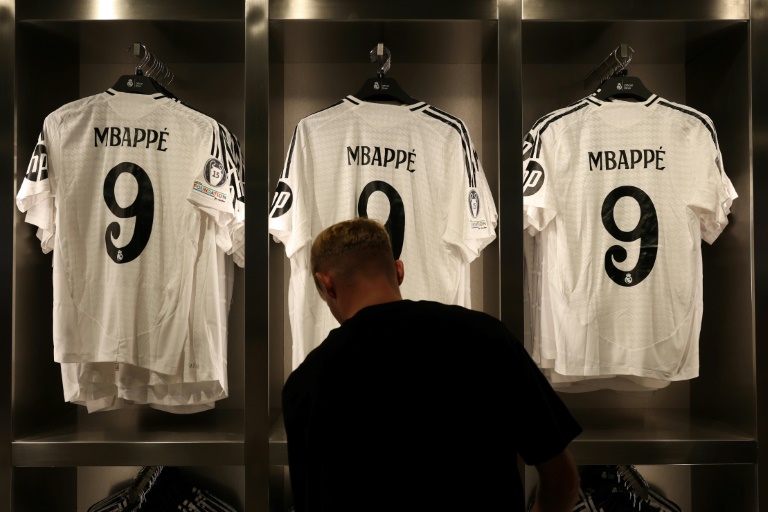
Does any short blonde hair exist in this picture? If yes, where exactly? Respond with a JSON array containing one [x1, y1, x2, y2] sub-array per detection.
[[311, 218, 396, 292]]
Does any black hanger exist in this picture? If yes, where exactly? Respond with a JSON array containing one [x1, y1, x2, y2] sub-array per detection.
[[354, 76, 419, 105], [111, 73, 169, 95], [594, 69, 652, 102], [353, 43, 419, 105], [586, 44, 653, 102]]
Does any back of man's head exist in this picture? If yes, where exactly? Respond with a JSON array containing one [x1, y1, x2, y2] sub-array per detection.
[[311, 218, 397, 292]]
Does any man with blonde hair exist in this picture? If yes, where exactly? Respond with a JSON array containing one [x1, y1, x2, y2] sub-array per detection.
[[282, 218, 582, 512]]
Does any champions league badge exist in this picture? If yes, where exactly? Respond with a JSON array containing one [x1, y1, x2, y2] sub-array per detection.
[[468, 189, 480, 218], [204, 158, 228, 187]]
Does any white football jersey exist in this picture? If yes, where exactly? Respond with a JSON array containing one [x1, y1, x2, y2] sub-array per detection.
[[269, 96, 498, 368], [54, 115, 245, 413], [60, 214, 233, 413], [523, 94, 737, 381], [17, 90, 238, 400]]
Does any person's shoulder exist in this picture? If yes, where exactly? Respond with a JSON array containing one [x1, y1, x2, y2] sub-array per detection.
[[289, 323, 347, 374], [411, 300, 515, 338], [415, 300, 504, 322], [284, 333, 333, 385]]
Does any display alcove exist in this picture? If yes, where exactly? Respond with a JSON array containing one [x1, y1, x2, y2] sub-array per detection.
[[522, 18, 754, 456], [265, 6, 503, 510], [2, 0, 767, 511], [7, 2, 248, 510], [520, 2, 758, 510]]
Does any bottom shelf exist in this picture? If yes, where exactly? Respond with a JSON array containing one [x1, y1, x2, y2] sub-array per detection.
[[525, 464, 757, 512], [13, 466, 245, 512], [13, 408, 244, 466]]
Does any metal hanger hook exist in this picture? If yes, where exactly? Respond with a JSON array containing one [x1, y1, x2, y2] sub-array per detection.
[[127, 42, 151, 75], [369, 43, 392, 77], [614, 43, 634, 71]]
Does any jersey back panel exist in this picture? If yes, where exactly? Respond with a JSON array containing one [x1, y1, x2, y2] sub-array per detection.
[[17, 90, 235, 375], [522, 95, 736, 380], [269, 97, 498, 367]]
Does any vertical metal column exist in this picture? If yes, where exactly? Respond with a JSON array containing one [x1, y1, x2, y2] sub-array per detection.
[[0, 1, 15, 509], [751, 1, 768, 509], [245, 0, 271, 510], [498, 0, 523, 338]]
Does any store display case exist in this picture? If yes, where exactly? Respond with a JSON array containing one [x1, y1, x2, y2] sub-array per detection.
[[1, 0, 765, 511]]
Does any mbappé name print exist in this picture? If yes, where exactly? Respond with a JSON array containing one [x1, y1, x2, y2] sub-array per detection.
[[588, 147, 666, 171], [94, 126, 170, 152], [347, 145, 417, 173]]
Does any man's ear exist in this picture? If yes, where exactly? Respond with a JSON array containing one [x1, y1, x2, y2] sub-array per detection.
[[395, 260, 404, 286], [315, 272, 337, 300]]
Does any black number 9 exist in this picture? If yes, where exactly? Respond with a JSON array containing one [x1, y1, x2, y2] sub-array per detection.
[[601, 185, 658, 287], [357, 181, 405, 260], [103, 162, 154, 264]]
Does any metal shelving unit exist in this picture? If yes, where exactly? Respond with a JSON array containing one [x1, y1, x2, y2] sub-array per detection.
[[1, 0, 765, 510]]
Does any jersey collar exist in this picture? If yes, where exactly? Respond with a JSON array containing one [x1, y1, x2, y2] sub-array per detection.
[[586, 93, 661, 108], [105, 88, 172, 103], [344, 95, 428, 112]]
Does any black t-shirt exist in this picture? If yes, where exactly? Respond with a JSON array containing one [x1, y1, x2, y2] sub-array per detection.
[[282, 300, 582, 512]]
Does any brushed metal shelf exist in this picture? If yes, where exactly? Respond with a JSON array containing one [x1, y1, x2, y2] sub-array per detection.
[[569, 409, 756, 465], [268, 409, 757, 467], [12, 409, 245, 467], [13, 436, 244, 467]]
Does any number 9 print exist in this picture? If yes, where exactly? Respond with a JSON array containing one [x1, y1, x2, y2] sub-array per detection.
[[602, 186, 659, 288], [103, 162, 154, 264], [357, 181, 405, 260], [270, 180, 406, 260]]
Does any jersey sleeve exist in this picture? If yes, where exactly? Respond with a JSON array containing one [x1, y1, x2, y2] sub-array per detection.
[[215, 123, 246, 267], [186, 124, 238, 251], [17, 120, 58, 253], [228, 167, 245, 267], [23, 200, 56, 254], [17, 129, 53, 213], [269, 124, 311, 259], [690, 123, 738, 244], [522, 122, 559, 234], [442, 128, 498, 263]]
